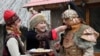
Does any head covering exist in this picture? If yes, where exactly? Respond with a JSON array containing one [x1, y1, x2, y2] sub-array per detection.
[[62, 7, 78, 20], [68, 2, 84, 19], [62, 1, 84, 20], [29, 13, 47, 30], [3, 9, 20, 26]]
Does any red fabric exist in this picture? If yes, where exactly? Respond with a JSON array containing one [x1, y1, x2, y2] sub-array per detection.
[[3, 48, 8, 56], [52, 29, 57, 40], [4, 10, 15, 22]]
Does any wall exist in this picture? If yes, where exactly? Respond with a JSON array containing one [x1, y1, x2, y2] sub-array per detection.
[[51, 9, 65, 28], [0, 25, 4, 55], [90, 7, 100, 52]]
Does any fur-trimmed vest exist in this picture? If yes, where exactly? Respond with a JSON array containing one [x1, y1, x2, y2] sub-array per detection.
[[60, 24, 95, 49], [3, 34, 25, 56], [73, 24, 96, 49]]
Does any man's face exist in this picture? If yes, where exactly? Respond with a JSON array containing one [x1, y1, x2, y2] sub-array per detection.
[[35, 21, 47, 32], [63, 18, 72, 26], [63, 18, 80, 26]]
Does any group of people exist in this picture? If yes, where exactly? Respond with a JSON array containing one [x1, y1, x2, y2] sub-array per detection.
[[2, 2, 99, 56]]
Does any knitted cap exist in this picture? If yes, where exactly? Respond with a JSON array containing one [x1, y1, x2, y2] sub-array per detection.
[[4, 9, 19, 25], [29, 13, 47, 29]]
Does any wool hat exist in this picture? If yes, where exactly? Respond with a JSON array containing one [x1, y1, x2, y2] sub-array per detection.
[[29, 13, 47, 30], [3, 9, 19, 26]]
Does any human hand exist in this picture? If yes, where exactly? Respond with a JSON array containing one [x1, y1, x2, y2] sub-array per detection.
[[54, 42, 61, 50]]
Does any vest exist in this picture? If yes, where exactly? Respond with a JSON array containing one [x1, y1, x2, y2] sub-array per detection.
[[74, 24, 95, 49], [3, 34, 25, 56]]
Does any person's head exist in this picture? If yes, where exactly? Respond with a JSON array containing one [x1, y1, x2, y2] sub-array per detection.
[[29, 13, 47, 33], [3, 9, 21, 28], [62, 9, 84, 26]]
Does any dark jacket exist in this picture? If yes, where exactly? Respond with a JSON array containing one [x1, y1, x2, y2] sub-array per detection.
[[26, 30, 54, 50]]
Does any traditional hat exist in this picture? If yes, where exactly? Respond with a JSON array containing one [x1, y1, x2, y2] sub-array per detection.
[[62, 5, 78, 20], [29, 13, 47, 30], [3, 9, 19, 25], [68, 2, 84, 19], [62, 2, 84, 20]]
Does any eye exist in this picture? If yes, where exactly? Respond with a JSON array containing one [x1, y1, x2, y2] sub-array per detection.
[[40, 21, 46, 24]]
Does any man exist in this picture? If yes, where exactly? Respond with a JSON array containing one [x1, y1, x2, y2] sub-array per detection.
[[55, 2, 99, 56]]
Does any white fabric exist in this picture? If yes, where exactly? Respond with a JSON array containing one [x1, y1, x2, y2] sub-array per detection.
[[7, 38, 27, 56]]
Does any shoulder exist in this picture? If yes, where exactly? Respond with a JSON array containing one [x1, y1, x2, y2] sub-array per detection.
[[80, 24, 91, 31], [6, 38, 18, 46], [82, 24, 90, 28], [7, 38, 17, 43], [83, 25, 94, 33], [82, 24, 99, 37]]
